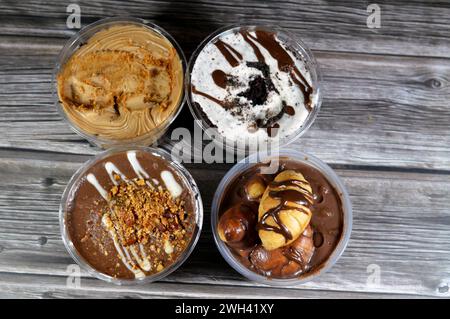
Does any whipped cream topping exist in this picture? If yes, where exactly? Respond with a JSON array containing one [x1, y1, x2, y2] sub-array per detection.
[[190, 28, 317, 147]]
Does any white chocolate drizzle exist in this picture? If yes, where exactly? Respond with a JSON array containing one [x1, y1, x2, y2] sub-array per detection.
[[127, 151, 154, 188], [127, 151, 149, 179], [86, 173, 108, 200], [161, 170, 182, 198], [130, 246, 152, 271], [102, 214, 145, 278], [105, 162, 129, 185], [84, 152, 176, 279]]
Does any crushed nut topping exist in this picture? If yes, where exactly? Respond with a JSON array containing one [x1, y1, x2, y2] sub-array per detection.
[[102, 175, 192, 271]]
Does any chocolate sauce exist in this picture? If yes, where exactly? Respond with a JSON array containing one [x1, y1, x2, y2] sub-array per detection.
[[257, 179, 313, 242], [252, 30, 312, 94], [270, 178, 311, 191], [266, 123, 280, 137], [283, 104, 296, 116], [214, 39, 242, 67], [257, 202, 293, 241], [239, 30, 265, 63], [191, 85, 231, 109], [290, 70, 312, 111], [256, 102, 295, 136], [269, 188, 310, 207], [212, 69, 228, 89], [218, 158, 344, 279]]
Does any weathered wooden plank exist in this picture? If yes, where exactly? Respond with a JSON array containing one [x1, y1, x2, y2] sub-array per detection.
[[0, 47, 449, 169], [0, 151, 449, 298], [0, 1, 449, 57], [0, 272, 431, 299]]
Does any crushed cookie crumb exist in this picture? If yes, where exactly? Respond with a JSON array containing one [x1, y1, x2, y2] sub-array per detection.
[[103, 177, 193, 272]]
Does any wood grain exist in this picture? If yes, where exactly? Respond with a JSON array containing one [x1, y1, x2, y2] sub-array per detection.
[[0, 272, 431, 299], [1, 1, 450, 57]]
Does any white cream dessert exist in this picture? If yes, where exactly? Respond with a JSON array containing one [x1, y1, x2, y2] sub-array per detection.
[[190, 27, 317, 147]]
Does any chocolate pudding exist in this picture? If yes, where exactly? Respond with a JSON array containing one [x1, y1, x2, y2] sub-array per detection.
[[65, 149, 198, 279], [57, 23, 184, 143], [217, 158, 343, 279], [189, 26, 319, 147]]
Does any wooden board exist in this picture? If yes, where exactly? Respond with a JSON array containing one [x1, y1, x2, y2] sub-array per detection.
[[0, 0, 449, 298]]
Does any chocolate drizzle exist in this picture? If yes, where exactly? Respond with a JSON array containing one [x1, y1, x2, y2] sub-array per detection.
[[214, 39, 243, 67], [256, 102, 295, 137], [256, 178, 313, 242], [257, 201, 294, 241], [290, 71, 312, 112], [191, 85, 231, 109], [270, 179, 310, 190], [240, 30, 265, 63], [212, 69, 228, 89], [283, 103, 295, 116], [251, 30, 312, 101], [266, 123, 280, 137]]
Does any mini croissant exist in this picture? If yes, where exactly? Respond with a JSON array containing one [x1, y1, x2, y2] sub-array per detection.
[[257, 170, 314, 250]]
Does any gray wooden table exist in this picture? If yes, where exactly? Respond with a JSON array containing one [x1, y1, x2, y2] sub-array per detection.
[[1, 0, 450, 299]]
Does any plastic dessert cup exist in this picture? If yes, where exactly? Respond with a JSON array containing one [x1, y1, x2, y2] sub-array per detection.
[[60, 146, 203, 285], [54, 17, 187, 148], [186, 25, 322, 155], [211, 149, 352, 286]]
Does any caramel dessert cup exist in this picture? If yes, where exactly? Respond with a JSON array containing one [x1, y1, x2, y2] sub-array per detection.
[[55, 17, 186, 148], [186, 25, 321, 154], [60, 147, 203, 284], [211, 150, 351, 285]]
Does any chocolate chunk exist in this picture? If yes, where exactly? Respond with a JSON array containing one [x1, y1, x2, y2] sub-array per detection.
[[238, 76, 268, 106]]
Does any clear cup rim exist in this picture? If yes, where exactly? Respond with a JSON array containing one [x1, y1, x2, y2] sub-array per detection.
[[59, 145, 203, 285], [53, 16, 187, 148], [210, 149, 352, 286], [185, 24, 323, 155]]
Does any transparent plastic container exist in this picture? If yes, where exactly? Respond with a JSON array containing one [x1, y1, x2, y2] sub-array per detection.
[[60, 146, 203, 285], [186, 25, 322, 155], [54, 17, 187, 148], [211, 150, 352, 286]]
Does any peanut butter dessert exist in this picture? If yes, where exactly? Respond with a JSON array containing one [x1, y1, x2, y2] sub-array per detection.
[[57, 24, 184, 142], [66, 150, 198, 279], [217, 159, 343, 279]]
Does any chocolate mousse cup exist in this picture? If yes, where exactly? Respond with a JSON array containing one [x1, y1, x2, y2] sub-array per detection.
[[211, 150, 351, 285], [60, 147, 203, 284], [54, 17, 186, 148], [186, 25, 322, 154]]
